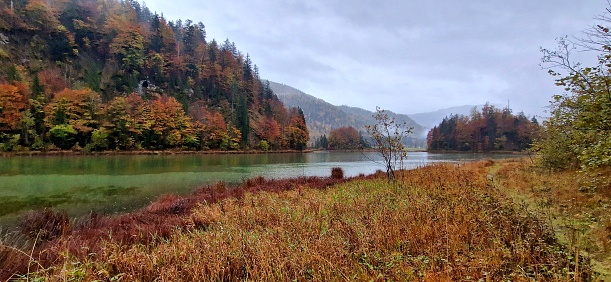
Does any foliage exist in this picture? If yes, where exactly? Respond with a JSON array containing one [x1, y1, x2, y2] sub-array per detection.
[[285, 107, 309, 150], [18, 164, 587, 281], [494, 159, 611, 280], [48, 124, 77, 149], [427, 103, 539, 152], [366, 107, 412, 181], [328, 126, 363, 150], [537, 11, 611, 171], [0, 0, 302, 152]]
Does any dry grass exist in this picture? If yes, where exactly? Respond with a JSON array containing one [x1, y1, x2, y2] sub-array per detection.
[[15, 163, 586, 281], [492, 158, 611, 280]]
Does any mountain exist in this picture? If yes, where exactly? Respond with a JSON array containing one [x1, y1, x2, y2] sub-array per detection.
[[407, 106, 479, 130], [268, 81, 426, 147], [407, 105, 509, 132], [0, 0, 307, 152]]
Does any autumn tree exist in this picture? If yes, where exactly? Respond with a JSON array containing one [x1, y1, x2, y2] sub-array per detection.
[[0, 82, 29, 150], [286, 107, 309, 150], [427, 105, 538, 153], [367, 107, 412, 182], [0, 0, 299, 152], [328, 126, 361, 150], [44, 88, 102, 149], [110, 27, 145, 90]]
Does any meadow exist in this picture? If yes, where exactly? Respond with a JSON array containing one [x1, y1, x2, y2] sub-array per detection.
[[2, 159, 606, 281]]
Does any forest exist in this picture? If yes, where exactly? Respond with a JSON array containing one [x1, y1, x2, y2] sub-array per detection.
[[426, 104, 540, 152], [0, 0, 309, 152]]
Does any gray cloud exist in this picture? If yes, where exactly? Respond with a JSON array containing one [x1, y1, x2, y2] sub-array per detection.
[[145, 0, 606, 116]]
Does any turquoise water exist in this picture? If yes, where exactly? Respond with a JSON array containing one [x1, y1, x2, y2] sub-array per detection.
[[0, 151, 517, 228]]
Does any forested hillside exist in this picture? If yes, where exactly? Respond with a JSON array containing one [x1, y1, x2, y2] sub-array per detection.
[[426, 104, 540, 152], [0, 0, 308, 151], [270, 81, 426, 148]]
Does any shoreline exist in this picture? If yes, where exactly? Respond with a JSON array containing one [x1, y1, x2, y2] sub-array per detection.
[[0, 149, 315, 157]]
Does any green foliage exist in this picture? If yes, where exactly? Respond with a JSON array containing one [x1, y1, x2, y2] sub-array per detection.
[[0, 133, 21, 151], [538, 29, 611, 171], [48, 124, 77, 150], [86, 128, 109, 151], [259, 140, 270, 151]]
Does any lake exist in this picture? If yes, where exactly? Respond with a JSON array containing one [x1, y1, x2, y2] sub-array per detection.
[[0, 151, 518, 228]]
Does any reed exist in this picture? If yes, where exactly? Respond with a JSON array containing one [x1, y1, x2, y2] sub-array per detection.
[[16, 162, 589, 281]]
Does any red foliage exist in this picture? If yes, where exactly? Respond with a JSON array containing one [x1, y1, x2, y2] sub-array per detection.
[[0, 172, 379, 280], [38, 68, 68, 98], [328, 126, 360, 150]]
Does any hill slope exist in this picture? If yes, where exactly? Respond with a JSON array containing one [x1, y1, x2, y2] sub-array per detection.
[[0, 0, 307, 151], [269, 81, 425, 147], [407, 105, 479, 130]]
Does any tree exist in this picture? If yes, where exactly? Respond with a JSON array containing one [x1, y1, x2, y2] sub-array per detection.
[[538, 14, 611, 171], [328, 126, 361, 150], [0, 83, 29, 132], [366, 107, 413, 182], [44, 88, 102, 147], [286, 107, 309, 150]]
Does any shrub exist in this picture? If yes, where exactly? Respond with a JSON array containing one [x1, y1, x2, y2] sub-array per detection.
[[331, 167, 344, 179]]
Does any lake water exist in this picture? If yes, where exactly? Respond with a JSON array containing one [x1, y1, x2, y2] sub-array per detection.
[[0, 151, 518, 228]]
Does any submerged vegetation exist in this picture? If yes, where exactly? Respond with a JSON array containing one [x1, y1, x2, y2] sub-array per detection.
[[0, 161, 601, 281]]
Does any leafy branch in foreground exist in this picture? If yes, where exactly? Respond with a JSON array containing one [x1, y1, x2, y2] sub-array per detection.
[[366, 107, 413, 182], [538, 11, 611, 172]]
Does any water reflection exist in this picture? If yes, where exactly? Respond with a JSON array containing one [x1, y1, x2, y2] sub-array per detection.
[[0, 151, 518, 228]]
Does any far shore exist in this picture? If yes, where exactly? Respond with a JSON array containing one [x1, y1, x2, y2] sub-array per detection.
[[1, 148, 531, 157], [0, 149, 315, 157]]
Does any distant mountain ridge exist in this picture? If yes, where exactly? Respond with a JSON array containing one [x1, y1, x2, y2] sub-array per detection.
[[407, 104, 504, 131], [268, 81, 426, 147], [407, 105, 479, 130]]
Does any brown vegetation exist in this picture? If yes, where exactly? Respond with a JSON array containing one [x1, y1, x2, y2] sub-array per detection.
[[0, 174, 348, 279], [0, 162, 591, 281], [491, 159, 611, 279]]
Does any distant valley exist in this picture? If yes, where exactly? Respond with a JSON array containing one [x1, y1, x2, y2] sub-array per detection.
[[268, 81, 429, 146]]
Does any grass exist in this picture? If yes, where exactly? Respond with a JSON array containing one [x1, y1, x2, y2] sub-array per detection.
[[2, 162, 592, 281], [491, 158, 611, 280]]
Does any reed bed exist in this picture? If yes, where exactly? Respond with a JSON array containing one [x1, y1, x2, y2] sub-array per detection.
[[4, 162, 589, 280]]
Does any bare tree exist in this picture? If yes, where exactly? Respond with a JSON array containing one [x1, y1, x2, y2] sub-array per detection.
[[366, 107, 413, 182]]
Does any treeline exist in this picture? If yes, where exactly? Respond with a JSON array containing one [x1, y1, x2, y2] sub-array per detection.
[[0, 0, 308, 151], [427, 104, 540, 152], [312, 126, 369, 150]]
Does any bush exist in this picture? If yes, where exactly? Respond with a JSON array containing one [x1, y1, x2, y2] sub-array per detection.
[[48, 124, 77, 150], [259, 140, 270, 151], [331, 167, 344, 179]]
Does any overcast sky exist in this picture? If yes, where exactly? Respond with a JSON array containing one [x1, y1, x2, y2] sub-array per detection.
[[143, 1, 606, 117]]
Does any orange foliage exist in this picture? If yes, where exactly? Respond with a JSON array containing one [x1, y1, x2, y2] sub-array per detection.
[[0, 82, 29, 131], [45, 88, 101, 133]]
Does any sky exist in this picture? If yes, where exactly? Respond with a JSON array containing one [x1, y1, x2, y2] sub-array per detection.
[[143, 0, 606, 117]]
